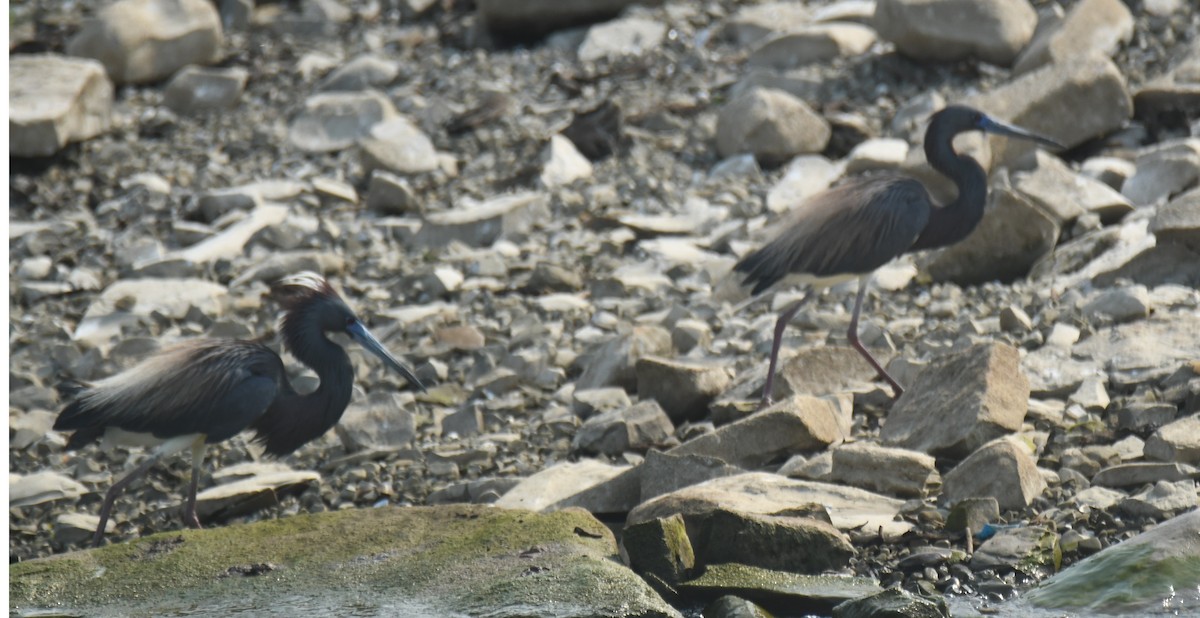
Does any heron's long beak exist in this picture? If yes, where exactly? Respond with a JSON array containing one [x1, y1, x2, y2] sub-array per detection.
[[979, 115, 1063, 149], [347, 321, 427, 392]]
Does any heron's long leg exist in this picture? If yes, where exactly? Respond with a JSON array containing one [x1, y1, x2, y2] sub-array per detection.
[[847, 277, 904, 398], [184, 437, 206, 529], [760, 294, 814, 410], [93, 435, 194, 547]]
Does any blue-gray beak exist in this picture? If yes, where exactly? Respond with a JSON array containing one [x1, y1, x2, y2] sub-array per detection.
[[979, 115, 1063, 149], [347, 321, 426, 392]]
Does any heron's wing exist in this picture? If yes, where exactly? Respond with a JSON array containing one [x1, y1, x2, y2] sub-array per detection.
[[734, 176, 932, 295], [55, 340, 285, 444]]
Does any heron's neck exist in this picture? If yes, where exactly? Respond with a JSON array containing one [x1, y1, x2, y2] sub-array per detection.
[[271, 323, 355, 452], [911, 130, 988, 250]]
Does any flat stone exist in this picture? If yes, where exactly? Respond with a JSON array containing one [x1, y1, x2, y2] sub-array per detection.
[[1027, 510, 1200, 614], [967, 55, 1131, 167], [577, 16, 666, 63], [572, 387, 633, 418], [311, 177, 357, 205], [945, 497, 1001, 535], [1122, 140, 1200, 207], [873, 0, 1037, 66], [73, 277, 228, 349], [635, 357, 732, 423], [67, 0, 223, 84], [833, 588, 950, 618], [575, 325, 673, 392], [638, 449, 743, 503], [163, 65, 247, 115], [1116, 480, 1197, 519], [418, 192, 550, 248], [476, 0, 664, 39], [668, 395, 849, 469], [10, 55, 113, 157], [229, 251, 345, 286], [920, 185, 1059, 285], [318, 54, 398, 92], [881, 343, 1029, 457], [999, 305, 1034, 334], [970, 526, 1057, 571], [366, 171, 419, 215], [692, 508, 854, 575], [1067, 377, 1110, 412], [1081, 156, 1137, 190], [334, 392, 416, 451], [1092, 462, 1197, 488], [1013, 150, 1133, 224], [622, 513, 695, 586], [360, 117, 439, 176], [772, 345, 894, 400], [1073, 314, 1200, 380], [843, 138, 909, 175], [628, 472, 910, 538], [1144, 414, 1200, 465], [53, 513, 113, 547], [671, 319, 713, 354], [494, 459, 637, 514], [1013, 0, 1134, 75], [539, 134, 593, 188], [725, 1, 812, 45], [11, 410, 56, 449], [746, 24, 876, 70], [289, 90, 397, 153], [571, 399, 675, 456], [1072, 486, 1127, 511], [10, 471, 88, 508], [158, 204, 289, 269], [716, 87, 831, 165], [1151, 187, 1200, 252], [1082, 284, 1151, 325], [942, 438, 1047, 510], [829, 443, 940, 499], [767, 155, 844, 214]]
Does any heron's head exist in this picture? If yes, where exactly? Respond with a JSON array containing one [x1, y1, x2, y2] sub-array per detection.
[[273, 272, 427, 392], [935, 105, 1063, 149]]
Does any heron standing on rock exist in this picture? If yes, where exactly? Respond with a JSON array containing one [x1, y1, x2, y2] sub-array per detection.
[[729, 105, 1061, 408], [53, 272, 426, 546]]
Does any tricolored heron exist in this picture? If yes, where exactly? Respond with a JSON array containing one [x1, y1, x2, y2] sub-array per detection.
[[731, 105, 1061, 408], [53, 272, 426, 546]]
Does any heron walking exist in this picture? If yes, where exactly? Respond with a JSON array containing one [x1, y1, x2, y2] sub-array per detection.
[[53, 272, 426, 546], [731, 105, 1060, 408]]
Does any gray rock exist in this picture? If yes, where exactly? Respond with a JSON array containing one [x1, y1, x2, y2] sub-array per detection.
[[311, 177, 357, 206], [572, 387, 633, 418], [318, 54, 399, 92], [11, 471, 88, 508], [1072, 486, 1127, 511], [920, 184, 1059, 285], [1013, 151, 1133, 224], [1073, 314, 1200, 381], [772, 345, 894, 400], [945, 497, 1000, 535], [230, 251, 345, 286], [366, 171, 419, 215], [195, 184, 262, 222], [1144, 414, 1200, 465], [539, 135, 593, 188], [671, 319, 713, 354], [843, 138, 909, 175], [1027, 510, 1200, 614], [494, 459, 638, 514], [1116, 480, 1197, 519], [970, 525, 1057, 571], [829, 443, 940, 498], [725, 1, 812, 45], [10, 55, 113, 158], [161, 204, 288, 268], [1092, 462, 1197, 488], [1082, 285, 1151, 324], [716, 88, 832, 164], [578, 16, 666, 63], [418, 192, 550, 248], [669, 395, 849, 468], [73, 277, 229, 349], [196, 470, 321, 520], [942, 438, 1047, 510], [575, 325, 673, 392], [1013, 0, 1134, 75], [572, 399, 675, 456], [11, 410, 56, 449], [881, 343, 1029, 457], [746, 24, 877, 70], [1122, 140, 1200, 207], [635, 357, 732, 422], [873, 0, 1036, 66], [767, 155, 844, 214], [335, 392, 416, 451], [289, 90, 397, 153], [67, 0, 223, 84], [1067, 377, 1110, 412], [1151, 187, 1200, 252], [1081, 156, 1137, 190], [218, 0, 252, 30], [163, 65, 248, 115], [622, 513, 696, 585], [360, 117, 439, 176], [693, 508, 854, 574], [628, 472, 910, 538], [476, 0, 664, 38], [638, 450, 743, 502], [967, 55, 1131, 167], [832, 588, 950, 618], [16, 256, 54, 281], [999, 305, 1034, 333], [53, 513, 113, 547]]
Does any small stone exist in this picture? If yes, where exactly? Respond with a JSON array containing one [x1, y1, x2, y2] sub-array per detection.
[[671, 319, 712, 355], [10, 471, 87, 507], [163, 65, 247, 115], [1013, 150, 1133, 224], [575, 326, 673, 392], [693, 508, 854, 574], [669, 395, 848, 468], [716, 87, 832, 165], [577, 16, 666, 63], [843, 138, 909, 175], [10, 55, 113, 157], [418, 192, 550, 248], [360, 117, 439, 176], [638, 449, 743, 503], [318, 54, 398, 92], [767, 155, 844, 214], [1151, 188, 1200, 252], [873, 0, 1037, 66], [17, 256, 54, 280], [1121, 139, 1200, 207], [943, 438, 1047, 510], [1144, 415, 1200, 465], [945, 497, 1001, 534], [572, 399, 675, 456], [1044, 323, 1081, 348], [311, 177, 358, 205], [622, 514, 696, 585], [725, 1, 812, 45], [289, 90, 397, 153], [526, 262, 584, 293], [829, 443, 940, 498], [334, 392, 416, 451], [635, 357, 732, 423], [67, 0, 223, 84], [1116, 480, 1197, 519], [1092, 462, 1197, 488], [746, 24, 876, 70], [999, 305, 1033, 334], [970, 525, 1057, 571], [494, 459, 636, 513], [539, 135, 593, 188], [53, 512, 114, 547], [196, 470, 320, 520], [1013, 0, 1134, 75], [1080, 156, 1137, 190], [366, 171, 419, 215], [1068, 377, 1110, 412], [1082, 285, 1151, 324], [572, 387, 633, 419]]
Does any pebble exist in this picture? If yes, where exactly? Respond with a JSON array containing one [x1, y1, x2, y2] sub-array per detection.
[[10, 55, 113, 157], [67, 0, 223, 84]]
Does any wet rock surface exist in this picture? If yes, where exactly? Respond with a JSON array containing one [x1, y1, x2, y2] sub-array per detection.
[[9, 0, 1200, 616]]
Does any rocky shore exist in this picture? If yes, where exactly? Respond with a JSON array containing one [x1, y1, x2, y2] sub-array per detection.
[[9, 0, 1200, 616]]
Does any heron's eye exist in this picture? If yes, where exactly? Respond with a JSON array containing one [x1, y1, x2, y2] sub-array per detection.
[[345, 317, 356, 327]]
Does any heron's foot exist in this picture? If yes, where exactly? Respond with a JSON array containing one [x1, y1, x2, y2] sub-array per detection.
[[757, 396, 773, 411], [186, 514, 202, 529]]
